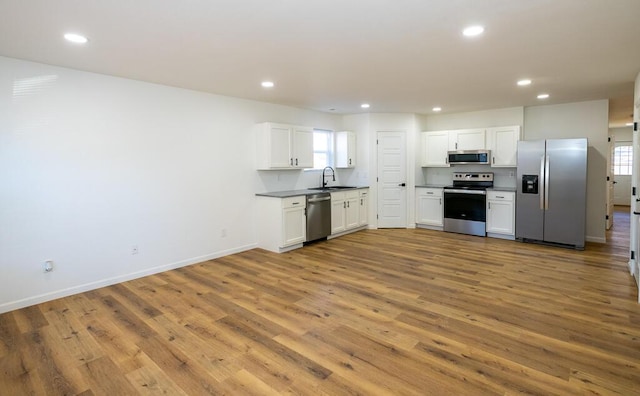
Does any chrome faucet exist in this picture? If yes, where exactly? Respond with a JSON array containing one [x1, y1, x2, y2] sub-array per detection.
[[322, 166, 335, 188]]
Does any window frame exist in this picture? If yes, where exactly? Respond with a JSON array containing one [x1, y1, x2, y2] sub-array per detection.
[[306, 129, 335, 171], [613, 143, 633, 176]]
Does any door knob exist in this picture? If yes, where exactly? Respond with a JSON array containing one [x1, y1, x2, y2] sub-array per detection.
[[398, 183, 406, 187]]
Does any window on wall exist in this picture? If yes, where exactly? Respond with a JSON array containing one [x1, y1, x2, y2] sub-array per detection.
[[613, 144, 633, 175], [311, 129, 334, 170]]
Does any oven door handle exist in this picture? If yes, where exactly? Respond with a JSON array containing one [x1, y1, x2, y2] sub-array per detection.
[[444, 189, 487, 195]]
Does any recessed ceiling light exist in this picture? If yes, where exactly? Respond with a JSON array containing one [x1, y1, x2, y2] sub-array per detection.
[[261, 81, 274, 88], [627, 122, 634, 126], [463, 25, 484, 37], [517, 79, 532, 86], [432, 107, 442, 112], [361, 103, 370, 109], [537, 93, 550, 99], [64, 33, 88, 44]]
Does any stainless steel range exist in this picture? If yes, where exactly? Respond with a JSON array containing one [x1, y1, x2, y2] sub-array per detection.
[[443, 172, 494, 237]]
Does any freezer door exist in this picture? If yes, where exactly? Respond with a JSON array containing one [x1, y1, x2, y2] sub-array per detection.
[[544, 138, 587, 247], [516, 140, 545, 240]]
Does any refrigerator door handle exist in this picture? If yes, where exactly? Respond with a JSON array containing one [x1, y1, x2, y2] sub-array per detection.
[[540, 156, 545, 210], [544, 155, 550, 210]]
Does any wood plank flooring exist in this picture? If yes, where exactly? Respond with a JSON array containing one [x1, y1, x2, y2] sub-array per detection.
[[2, 208, 639, 395]]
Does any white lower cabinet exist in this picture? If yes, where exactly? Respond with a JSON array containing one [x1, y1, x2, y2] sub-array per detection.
[[257, 195, 306, 253], [415, 188, 443, 228], [358, 189, 369, 227], [486, 191, 515, 239], [331, 189, 368, 236]]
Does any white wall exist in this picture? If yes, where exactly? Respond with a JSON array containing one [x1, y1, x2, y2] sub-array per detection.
[[631, 71, 640, 288], [420, 106, 524, 131], [524, 100, 609, 243], [0, 56, 340, 313]]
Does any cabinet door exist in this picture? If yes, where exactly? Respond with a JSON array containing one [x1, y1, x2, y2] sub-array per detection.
[[358, 191, 368, 226], [450, 129, 486, 151], [345, 196, 360, 229], [487, 200, 514, 235], [487, 126, 520, 167], [416, 193, 443, 226], [421, 131, 450, 167], [336, 131, 356, 168], [282, 206, 306, 246], [269, 125, 293, 168], [331, 198, 346, 234], [292, 126, 314, 168]]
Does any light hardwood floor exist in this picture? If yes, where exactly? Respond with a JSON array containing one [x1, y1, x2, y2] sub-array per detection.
[[1, 208, 639, 395]]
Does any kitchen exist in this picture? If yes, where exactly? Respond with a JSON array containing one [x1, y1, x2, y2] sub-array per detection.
[[255, 111, 592, 252], [1, 2, 634, 312]]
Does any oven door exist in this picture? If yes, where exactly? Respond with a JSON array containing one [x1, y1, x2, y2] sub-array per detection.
[[443, 189, 487, 236]]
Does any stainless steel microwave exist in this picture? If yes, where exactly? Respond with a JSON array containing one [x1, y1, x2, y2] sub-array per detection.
[[447, 150, 491, 165]]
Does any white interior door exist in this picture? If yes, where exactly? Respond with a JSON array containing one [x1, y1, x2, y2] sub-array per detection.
[[377, 131, 407, 228], [614, 141, 633, 206]]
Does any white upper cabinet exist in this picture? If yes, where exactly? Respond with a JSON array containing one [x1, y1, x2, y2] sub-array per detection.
[[421, 131, 450, 167], [448, 128, 486, 151], [291, 126, 314, 168], [256, 122, 314, 169], [487, 126, 521, 167], [335, 131, 356, 168]]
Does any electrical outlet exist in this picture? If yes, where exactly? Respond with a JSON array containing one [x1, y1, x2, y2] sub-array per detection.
[[131, 245, 139, 255], [43, 260, 53, 273], [509, 171, 515, 177]]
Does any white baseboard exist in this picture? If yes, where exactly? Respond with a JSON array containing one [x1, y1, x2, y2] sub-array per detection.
[[0, 243, 257, 314]]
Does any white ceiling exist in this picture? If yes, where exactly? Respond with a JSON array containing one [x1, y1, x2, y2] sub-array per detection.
[[0, 0, 638, 127]]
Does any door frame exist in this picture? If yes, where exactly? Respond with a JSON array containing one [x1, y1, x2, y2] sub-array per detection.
[[607, 135, 614, 230]]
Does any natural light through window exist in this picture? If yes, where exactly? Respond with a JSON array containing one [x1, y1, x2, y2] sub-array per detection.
[[614, 145, 633, 175], [312, 129, 334, 170]]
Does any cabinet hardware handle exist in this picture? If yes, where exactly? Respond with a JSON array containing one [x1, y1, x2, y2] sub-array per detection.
[[292, 202, 300, 205], [455, 142, 458, 150], [295, 158, 298, 166], [496, 195, 504, 199], [360, 198, 363, 205], [347, 201, 350, 208], [427, 192, 433, 195], [488, 202, 491, 209], [290, 158, 293, 166], [439, 198, 441, 205], [343, 202, 346, 209], [492, 156, 495, 164]]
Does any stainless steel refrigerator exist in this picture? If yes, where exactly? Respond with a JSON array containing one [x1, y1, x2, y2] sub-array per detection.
[[516, 138, 588, 249]]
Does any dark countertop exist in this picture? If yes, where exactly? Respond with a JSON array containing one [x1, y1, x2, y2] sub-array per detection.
[[488, 187, 517, 192], [256, 186, 369, 198], [415, 184, 447, 188]]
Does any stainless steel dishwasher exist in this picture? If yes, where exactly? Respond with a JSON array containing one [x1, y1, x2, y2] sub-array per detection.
[[306, 192, 331, 242]]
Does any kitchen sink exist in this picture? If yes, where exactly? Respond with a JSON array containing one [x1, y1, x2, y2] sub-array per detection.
[[308, 186, 358, 191]]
